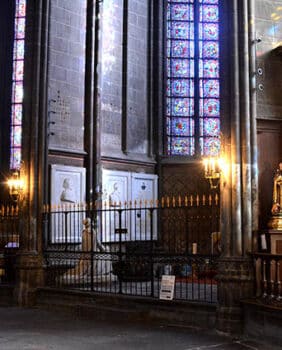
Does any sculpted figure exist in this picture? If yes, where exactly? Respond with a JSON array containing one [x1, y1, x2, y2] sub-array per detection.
[[59, 218, 116, 284], [268, 162, 282, 230], [60, 178, 76, 203], [271, 162, 282, 215]]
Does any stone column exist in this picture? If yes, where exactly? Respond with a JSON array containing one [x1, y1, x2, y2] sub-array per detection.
[[216, 0, 258, 334], [13, 0, 49, 306]]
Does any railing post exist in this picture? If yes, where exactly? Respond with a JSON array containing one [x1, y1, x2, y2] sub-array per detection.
[[90, 211, 95, 292], [150, 207, 154, 298], [275, 258, 281, 301], [262, 258, 267, 299], [118, 208, 123, 295]]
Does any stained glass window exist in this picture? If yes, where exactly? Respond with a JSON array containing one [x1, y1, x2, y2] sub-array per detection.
[[10, 0, 26, 169], [166, 0, 220, 156]]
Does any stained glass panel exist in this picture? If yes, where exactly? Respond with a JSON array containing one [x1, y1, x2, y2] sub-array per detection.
[[170, 59, 193, 77], [168, 0, 194, 3], [200, 79, 219, 98], [167, 98, 194, 116], [167, 79, 194, 97], [13, 40, 25, 60], [200, 0, 218, 3], [200, 98, 220, 117], [200, 41, 219, 58], [15, 18, 25, 39], [167, 22, 192, 40], [199, 23, 219, 40], [199, 59, 219, 78], [11, 126, 22, 147], [11, 104, 23, 124], [167, 117, 194, 136], [200, 137, 220, 156], [200, 5, 219, 22], [16, 0, 26, 17], [168, 137, 195, 155], [167, 4, 194, 21], [200, 118, 220, 136], [10, 149, 21, 170], [13, 60, 24, 81], [167, 40, 194, 58]]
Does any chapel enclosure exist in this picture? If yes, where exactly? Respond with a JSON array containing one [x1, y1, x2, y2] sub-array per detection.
[[42, 194, 220, 303]]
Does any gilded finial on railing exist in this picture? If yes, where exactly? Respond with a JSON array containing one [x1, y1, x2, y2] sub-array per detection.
[[209, 194, 212, 206], [190, 195, 193, 207], [178, 195, 182, 207], [166, 196, 170, 207]]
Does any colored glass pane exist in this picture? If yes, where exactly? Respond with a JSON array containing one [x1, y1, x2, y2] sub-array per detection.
[[200, 137, 220, 156], [200, 5, 219, 22], [167, 117, 194, 136], [13, 82, 23, 103], [10, 149, 21, 170], [167, 40, 194, 58], [11, 126, 22, 146], [200, 98, 220, 116], [199, 59, 219, 78], [13, 60, 24, 81], [169, 59, 193, 77], [200, 0, 218, 3], [167, 98, 194, 116], [168, 0, 194, 3], [167, 79, 194, 97], [167, 4, 194, 21], [16, 0, 26, 17], [200, 41, 219, 58], [199, 23, 218, 40], [168, 137, 194, 155], [200, 79, 219, 97], [11, 104, 23, 124], [167, 22, 192, 40], [15, 18, 25, 39], [14, 40, 25, 60], [200, 118, 220, 136]]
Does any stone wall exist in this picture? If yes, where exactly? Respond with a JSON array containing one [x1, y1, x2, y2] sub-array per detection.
[[100, 0, 152, 162], [47, 0, 87, 153]]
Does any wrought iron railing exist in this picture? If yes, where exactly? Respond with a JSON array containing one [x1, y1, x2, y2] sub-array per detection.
[[0, 205, 19, 283], [43, 195, 220, 303]]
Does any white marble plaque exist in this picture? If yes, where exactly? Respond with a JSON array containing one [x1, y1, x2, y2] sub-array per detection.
[[102, 169, 131, 242], [50, 165, 86, 243], [102, 169, 158, 242], [131, 173, 158, 240]]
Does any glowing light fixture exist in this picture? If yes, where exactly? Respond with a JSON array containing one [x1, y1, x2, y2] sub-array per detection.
[[7, 171, 24, 202], [203, 157, 224, 189]]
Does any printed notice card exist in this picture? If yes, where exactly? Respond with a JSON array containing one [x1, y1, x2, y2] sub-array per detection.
[[159, 275, 175, 300]]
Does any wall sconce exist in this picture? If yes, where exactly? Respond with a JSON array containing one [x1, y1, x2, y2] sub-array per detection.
[[7, 171, 24, 202], [203, 157, 223, 189]]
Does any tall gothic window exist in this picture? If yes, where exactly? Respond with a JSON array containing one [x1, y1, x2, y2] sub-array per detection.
[[165, 0, 220, 157], [10, 0, 26, 170]]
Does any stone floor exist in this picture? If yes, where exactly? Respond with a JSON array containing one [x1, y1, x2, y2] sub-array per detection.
[[0, 307, 280, 350]]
